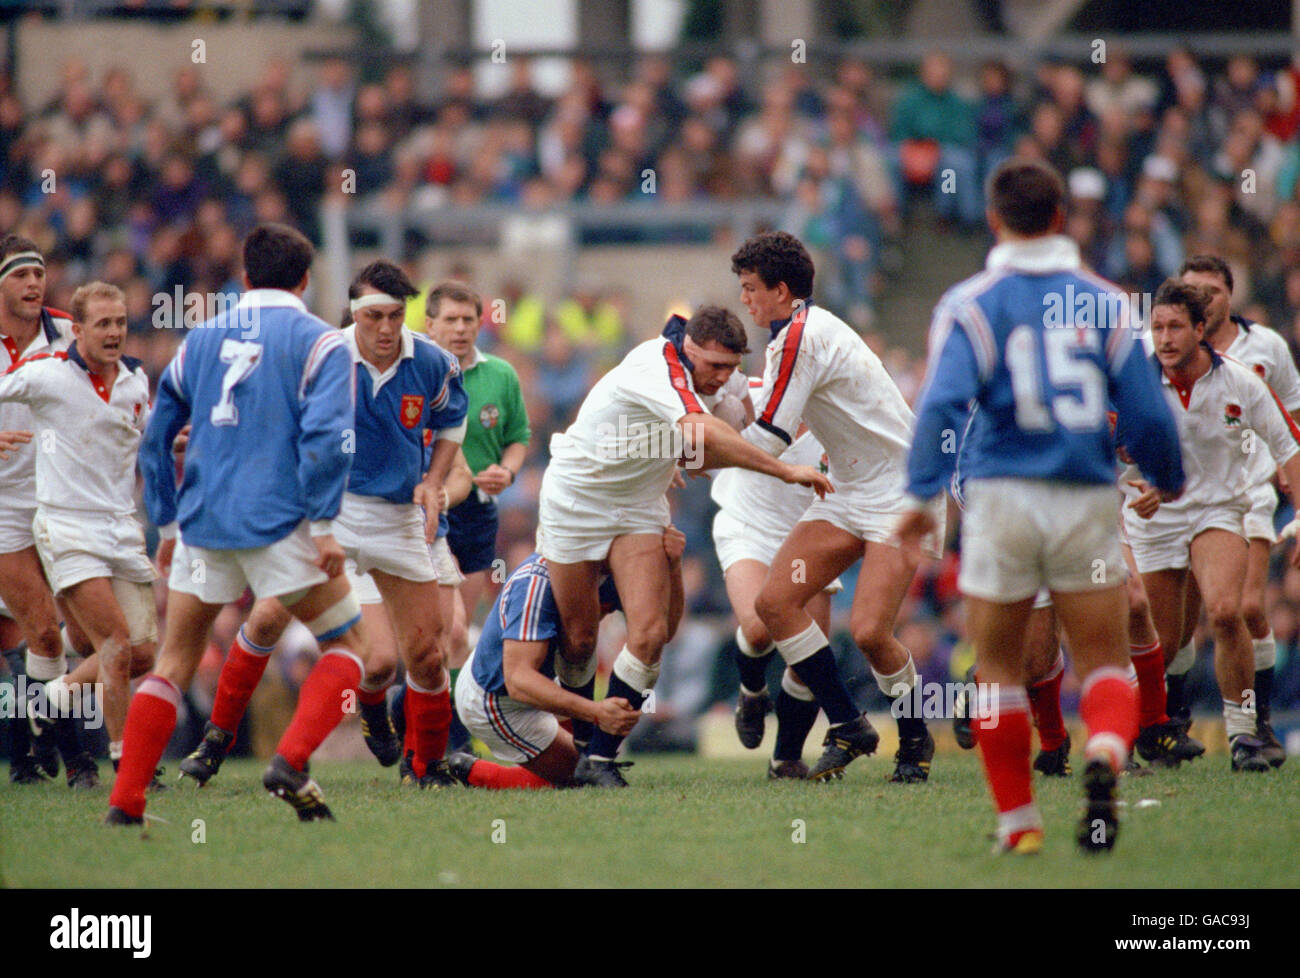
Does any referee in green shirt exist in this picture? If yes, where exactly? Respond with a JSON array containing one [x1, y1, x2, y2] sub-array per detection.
[[426, 281, 531, 628]]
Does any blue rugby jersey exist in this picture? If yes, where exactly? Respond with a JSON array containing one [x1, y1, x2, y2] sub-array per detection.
[[471, 553, 619, 697], [907, 235, 1184, 501], [141, 289, 354, 549], [342, 325, 468, 504]]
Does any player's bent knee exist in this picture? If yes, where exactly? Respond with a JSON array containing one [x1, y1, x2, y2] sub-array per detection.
[[1205, 603, 1243, 633], [627, 619, 669, 657], [110, 580, 158, 646], [850, 621, 892, 655], [304, 590, 363, 644]]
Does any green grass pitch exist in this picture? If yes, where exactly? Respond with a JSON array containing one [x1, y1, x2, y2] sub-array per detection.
[[3, 751, 1298, 888]]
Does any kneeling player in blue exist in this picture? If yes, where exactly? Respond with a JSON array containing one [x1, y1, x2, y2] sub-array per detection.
[[447, 527, 684, 789]]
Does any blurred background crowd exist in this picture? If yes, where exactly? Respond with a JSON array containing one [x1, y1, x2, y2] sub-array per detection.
[[4, 2, 1300, 754]]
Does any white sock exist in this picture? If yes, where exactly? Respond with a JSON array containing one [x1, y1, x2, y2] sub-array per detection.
[[1223, 699, 1256, 740], [26, 650, 66, 681], [872, 654, 918, 700], [1168, 641, 1195, 676], [1254, 633, 1276, 671]]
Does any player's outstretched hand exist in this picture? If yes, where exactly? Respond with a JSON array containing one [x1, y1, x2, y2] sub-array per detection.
[[784, 464, 833, 498], [155, 537, 176, 577], [594, 697, 641, 736], [473, 464, 513, 495], [313, 534, 346, 577], [1126, 480, 1162, 519], [663, 524, 686, 562], [0, 429, 32, 459], [893, 508, 936, 563]]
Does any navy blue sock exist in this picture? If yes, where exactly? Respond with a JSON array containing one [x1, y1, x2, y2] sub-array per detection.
[[561, 675, 597, 746], [895, 710, 927, 740], [789, 647, 858, 726], [389, 683, 406, 739], [586, 672, 645, 759], [1255, 666, 1274, 722], [773, 690, 819, 762], [735, 646, 773, 694], [1166, 672, 1189, 722]]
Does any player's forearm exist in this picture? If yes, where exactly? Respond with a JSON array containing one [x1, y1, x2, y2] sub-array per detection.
[[500, 441, 527, 479], [445, 450, 473, 507], [504, 665, 599, 722], [422, 437, 459, 489], [681, 413, 787, 476]]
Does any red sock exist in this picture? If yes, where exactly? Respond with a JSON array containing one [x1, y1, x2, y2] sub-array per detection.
[[108, 676, 181, 818], [357, 684, 388, 707], [1080, 666, 1138, 773], [975, 685, 1038, 845], [403, 675, 452, 777], [1027, 654, 1067, 751], [1129, 641, 1169, 728], [467, 760, 553, 790], [209, 629, 273, 736], [275, 649, 362, 771]]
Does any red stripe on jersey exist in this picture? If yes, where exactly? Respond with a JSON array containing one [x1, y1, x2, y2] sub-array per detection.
[[4, 350, 65, 375], [663, 342, 703, 414], [759, 305, 807, 428], [44, 307, 72, 322], [1266, 381, 1300, 446]]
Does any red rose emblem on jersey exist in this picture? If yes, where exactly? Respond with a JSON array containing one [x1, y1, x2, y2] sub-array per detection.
[[400, 395, 424, 429], [1254, 363, 1267, 378], [1224, 403, 1242, 425]]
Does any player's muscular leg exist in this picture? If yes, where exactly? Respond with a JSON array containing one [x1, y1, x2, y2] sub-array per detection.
[[1240, 539, 1271, 639], [609, 533, 671, 665], [524, 727, 580, 787], [437, 585, 467, 669], [153, 591, 226, 689], [755, 521, 859, 641], [548, 559, 604, 663], [1051, 585, 1129, 675], [723, 560, 773, 650], [1022, 606, 1060, 684], [806, 590, 832, 638], [848, 540, 919, 674], [1141, 568, 1189, 666], [965, 595, 1036, 686], [284, 573, 370, 665], [1123, 546, 1160, 647], [1190, 529, 1253, 707], [61, 577, 133, 740], [0, 548, 62, 661], [372, 572, 443, 688], [452, 570, 491, 668], [245, 597, 292, 649], [1181, 571, 1203, 654], [358, 600, 398, 688]]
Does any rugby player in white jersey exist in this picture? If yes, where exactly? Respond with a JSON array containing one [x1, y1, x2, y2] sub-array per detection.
[[0, 282, 159, 783], [709, 375, 840, 779], [1169, 255, 1299, 766], [539, 305, 832, 787], [731, 231, 946, 783], [0, 235, 101, 784], [1124, 279, 1300, 772]]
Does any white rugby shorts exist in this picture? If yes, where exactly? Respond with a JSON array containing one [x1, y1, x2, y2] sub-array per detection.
[[800, 483, 945, 560], [712, 508, 843, 593], [1123, 500, 1246, 574], [169, 519, 327, 605], [1243, 481, 1279, 543], [33, 507, 155, 595], [455, 653, 558, 765], [538, 479, 670, 564], [960, 479, 1125, 601]]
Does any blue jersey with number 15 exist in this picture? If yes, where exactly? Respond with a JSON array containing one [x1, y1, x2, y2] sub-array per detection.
[[907, 237, 1184, 501], [141, 289, 355, 550]]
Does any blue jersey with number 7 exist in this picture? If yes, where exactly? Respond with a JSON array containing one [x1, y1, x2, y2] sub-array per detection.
[[141, 289, 355, 550], [906, 237, 1184, 502]]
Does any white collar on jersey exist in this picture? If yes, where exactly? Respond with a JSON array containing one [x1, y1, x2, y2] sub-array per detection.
[[985, 234, 1081, 274], [463, 345, 485, 369], [236, 288, 309, 314]]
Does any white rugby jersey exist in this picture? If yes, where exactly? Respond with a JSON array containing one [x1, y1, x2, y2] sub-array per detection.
[[0, 309, 72, 505], [712, 429, 826, 534], [1222, 316, 1300, 490], [1120, 350, 1300, 524], [0, 343, 150, 517], [743, 302, 913, 504], [545, 322, 709, 509]]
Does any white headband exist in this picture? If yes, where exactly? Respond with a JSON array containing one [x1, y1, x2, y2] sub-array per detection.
[[350, 293, 404, 313], [0, 251, 44, 284]]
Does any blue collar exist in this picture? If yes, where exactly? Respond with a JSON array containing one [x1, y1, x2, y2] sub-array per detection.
[[768, 300, 813, 340], [40, 307, 61, 344], [1230, 314, 1255, 333], [66, 340, 142, 376], [661, 314, 694, 371]]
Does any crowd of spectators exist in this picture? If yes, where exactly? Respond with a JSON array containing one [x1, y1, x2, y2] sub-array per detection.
[[5, 42, 1300, 744]]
